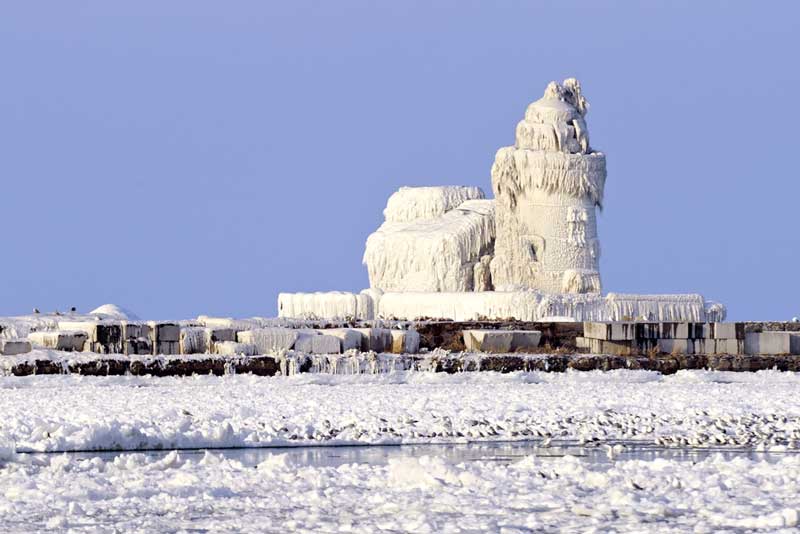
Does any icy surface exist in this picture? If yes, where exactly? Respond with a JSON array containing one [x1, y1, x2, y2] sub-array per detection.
[[1, 371, 800, 531], [364, 199, 495, 292], [377, 290, 724, 322], [382, 185, 484, 223], [0, 370, 798, 453], [2, 449, 800, 532]]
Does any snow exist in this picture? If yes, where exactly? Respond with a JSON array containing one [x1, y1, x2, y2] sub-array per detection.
[[1, 371, 800, 531], [364, 199, 495, 292], [0, 370, 799, 453], [0, 450, 798, 533], [0, 452, 798, 532], [89, 303, 139, 320], [382, 185, 485, 223]]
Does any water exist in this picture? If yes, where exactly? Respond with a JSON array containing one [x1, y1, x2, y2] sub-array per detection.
[[18, 440, 800, 469]]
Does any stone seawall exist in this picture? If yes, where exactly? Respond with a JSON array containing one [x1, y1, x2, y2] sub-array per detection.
[[5, 350, 800, 377]]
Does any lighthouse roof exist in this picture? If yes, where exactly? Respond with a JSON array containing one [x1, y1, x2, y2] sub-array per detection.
[[525, 83, 584, 125]]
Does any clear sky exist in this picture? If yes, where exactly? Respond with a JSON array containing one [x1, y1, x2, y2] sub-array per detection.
[[1, 1, 798, 321]]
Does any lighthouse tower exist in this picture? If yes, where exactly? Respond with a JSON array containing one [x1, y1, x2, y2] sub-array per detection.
[[490, 78, 606, 294]]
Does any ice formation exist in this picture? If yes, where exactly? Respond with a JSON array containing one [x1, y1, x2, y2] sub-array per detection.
[[491, 78, 604, 293], [236, 328, 299, 354], [4, 368, 800, 534], [378, 291, 724, 322], [382, 185, 484, 223], [3, 370, 800, 453], [277, 291, 377, 321], [364, 197, 495, 292], [271, 78, 724, 321]]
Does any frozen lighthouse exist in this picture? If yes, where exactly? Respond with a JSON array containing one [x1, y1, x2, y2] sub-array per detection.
[[279, 78, 725, 323], [490, 78, 605, 294]]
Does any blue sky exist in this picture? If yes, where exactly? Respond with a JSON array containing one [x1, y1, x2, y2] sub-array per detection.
[[1, 1, 798, 320]]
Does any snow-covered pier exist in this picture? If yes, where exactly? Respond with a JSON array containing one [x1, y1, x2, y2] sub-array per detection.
[[2, 306, 800, 376], [4, 343, 800, 378]]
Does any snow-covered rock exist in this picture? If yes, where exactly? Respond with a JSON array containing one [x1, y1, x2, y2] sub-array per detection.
[[89, 304, 139, 320], [28, 331, 87, 352], [236, 328, 299, 354], [390, 330, 420, 354], [0, 339, 31, 356], [179, 327, 208, 355], [294, 333, 341, 354], [321, 329, 363, 351], [213, 341, 257, 356]]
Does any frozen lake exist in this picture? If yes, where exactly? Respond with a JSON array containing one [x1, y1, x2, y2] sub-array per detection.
[[4, 442, 800, 532], [2, 370, 800, 531], [23, 439, 800, 469]]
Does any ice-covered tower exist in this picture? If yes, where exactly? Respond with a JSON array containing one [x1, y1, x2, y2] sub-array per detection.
[[490, 78, 606, 294]]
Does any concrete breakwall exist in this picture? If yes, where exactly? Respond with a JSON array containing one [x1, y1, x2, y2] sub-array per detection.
[[4, 350, 800, 377], [3, 318, 800, 376]]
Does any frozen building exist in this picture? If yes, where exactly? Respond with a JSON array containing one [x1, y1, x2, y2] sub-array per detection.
[[363, 186, 495, 293], [279, 79, 725, 323]]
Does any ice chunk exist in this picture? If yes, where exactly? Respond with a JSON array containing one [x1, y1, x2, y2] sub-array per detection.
[[58, 320, 123, 354], [180, 327, 208, 355], [236, 328, 299, 354], [294, 333, 341, 354], [121, 321, 153, 355], [28, 331, 87, 352], [321, 329, 363, 351], [149, 322, 180, 356], [0, 338, 32, 355]]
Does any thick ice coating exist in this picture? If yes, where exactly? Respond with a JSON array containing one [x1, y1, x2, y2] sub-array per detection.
[[276, 77, 727, 322], [364, 196, 495, 292], [382, 185, 485, 223], [491, 78, 605, 294]]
